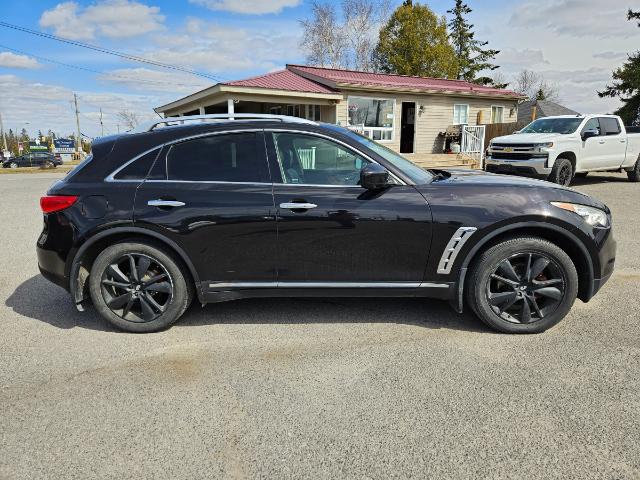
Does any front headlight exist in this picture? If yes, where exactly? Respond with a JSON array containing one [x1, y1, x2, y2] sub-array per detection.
[[551, 202, 609, 227], [535, 142, 554, 151]]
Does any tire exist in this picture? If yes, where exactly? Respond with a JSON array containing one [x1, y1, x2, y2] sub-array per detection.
[[10, 162, 18, 169], [89, 241, 194, 333], [548, 157, 573, 186], [627, 156, 640, 182], [466, 237, 578, 334]]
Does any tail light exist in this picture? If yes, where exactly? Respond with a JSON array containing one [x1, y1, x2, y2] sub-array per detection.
[[40, 195, 78, 214]]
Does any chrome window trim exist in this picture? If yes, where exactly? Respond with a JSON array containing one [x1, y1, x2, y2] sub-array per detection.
[[105, 127, 407, 186], [208, 281, 449, 289], [437, 226, 478, 274]]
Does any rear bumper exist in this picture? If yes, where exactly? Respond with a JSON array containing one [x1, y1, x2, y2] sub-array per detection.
[[37, 244, 69, 290], [485, 157, 551, 176]]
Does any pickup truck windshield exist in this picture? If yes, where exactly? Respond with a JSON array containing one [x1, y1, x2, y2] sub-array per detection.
[[326, 124, 434, 184], [520, 118, 583, 134]]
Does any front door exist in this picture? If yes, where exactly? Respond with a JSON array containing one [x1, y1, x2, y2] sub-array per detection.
[[267, 131, 432, 284], [579, 118, 607, 170], [400, 102, 415, 154], [134, 130, 277, 286]]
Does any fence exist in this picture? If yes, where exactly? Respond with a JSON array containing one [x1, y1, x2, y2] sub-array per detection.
[[461, 125, 486, 167], [298, 147, 316, 169], [483, 122, 528, 149]]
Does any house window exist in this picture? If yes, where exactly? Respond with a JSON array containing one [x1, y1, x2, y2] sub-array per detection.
[[270, 106, 282, 115], [347, 97, 395, 141], [491, 106, 504, 123], [453, 104, 469, 125], [306, 105, 321, 121]]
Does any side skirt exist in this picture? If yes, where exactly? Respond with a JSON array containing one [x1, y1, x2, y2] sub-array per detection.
[[201, 281, 455, 304]]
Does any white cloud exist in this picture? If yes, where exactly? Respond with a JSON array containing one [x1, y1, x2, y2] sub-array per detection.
[[592, 51, 629, 60], [97, 67, 210, 93], [0, 74, 162, 137], [510, 0, 640, 39], [189, 0, 301, 15], [39, 0, 165, 40], [495, 49, 548, 71], [0, 52, 41, 69], [144, 19, 302, 76]]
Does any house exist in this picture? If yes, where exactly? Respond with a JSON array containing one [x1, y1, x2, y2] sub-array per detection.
[[155, 64, 524, 157], [517, 99, 580, 123]]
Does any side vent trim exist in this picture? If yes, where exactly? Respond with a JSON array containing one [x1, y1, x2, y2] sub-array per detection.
[[437, 227, 478, 274]]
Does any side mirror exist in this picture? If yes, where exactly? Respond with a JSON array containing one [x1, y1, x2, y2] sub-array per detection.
[[582, 129, 599, 141], [360, 163, 390, 190]]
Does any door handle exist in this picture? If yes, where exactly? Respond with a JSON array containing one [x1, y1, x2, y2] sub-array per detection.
[[620, 139, 626, 143], [280, 202, 317, 210], [598, 140, 606, 144], [148, 199, 185, 208]]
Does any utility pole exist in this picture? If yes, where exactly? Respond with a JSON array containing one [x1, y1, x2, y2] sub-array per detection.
[[73, 93, 81, 155], [0, 111, 7, 154], [99, 108, 104, 137]]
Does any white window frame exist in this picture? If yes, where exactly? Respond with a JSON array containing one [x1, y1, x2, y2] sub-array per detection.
[[453, 104, 469, 125], [305, 104, 321, 122], [491, 105, 504, 124], [347, 96, 396, 143]]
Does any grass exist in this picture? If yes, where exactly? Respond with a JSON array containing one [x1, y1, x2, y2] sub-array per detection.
[[0, 165, 76, 175]]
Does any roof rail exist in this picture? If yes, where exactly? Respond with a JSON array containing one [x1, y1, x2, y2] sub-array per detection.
[[131, 113, 318, 133]]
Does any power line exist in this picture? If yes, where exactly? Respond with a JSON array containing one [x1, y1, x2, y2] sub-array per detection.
[[0, 44, 209, 89], [0, 21, 225, 82]]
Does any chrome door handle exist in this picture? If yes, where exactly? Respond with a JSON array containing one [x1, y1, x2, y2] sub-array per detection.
[[148, 199, 185, 207], [620, 140, 626, 143], [280, 202, 317, 210], [598, 140, 606, 144]]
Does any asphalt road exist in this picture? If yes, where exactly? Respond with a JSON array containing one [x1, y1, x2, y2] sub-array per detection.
[[1, 172, 638, 479]]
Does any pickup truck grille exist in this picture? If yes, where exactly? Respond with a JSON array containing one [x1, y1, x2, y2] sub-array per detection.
[[491, 143, 536, 149], [490, 152, 547, 160]]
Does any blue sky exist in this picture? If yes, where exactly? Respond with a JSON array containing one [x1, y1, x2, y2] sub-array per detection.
[[0, 0, 637, 137]]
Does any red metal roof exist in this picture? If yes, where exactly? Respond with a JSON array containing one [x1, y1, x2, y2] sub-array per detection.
[[225, 69, 337, 94], [287, 64, 521, 97]]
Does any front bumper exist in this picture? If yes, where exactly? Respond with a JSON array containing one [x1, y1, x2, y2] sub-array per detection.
[[485, 156, 551, 176]]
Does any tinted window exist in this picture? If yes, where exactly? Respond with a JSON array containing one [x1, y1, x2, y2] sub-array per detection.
[[599, 117, 621, 136], [114, 149, 159, 180], [581, 118, 601, 135], [273, 132, 369, 185], [167, 132, 269, 182]]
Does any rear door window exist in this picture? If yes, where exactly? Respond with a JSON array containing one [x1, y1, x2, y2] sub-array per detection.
[[114, 149, 160, 180], [167, 132, 269, 183], [599, 117, 621, 136]]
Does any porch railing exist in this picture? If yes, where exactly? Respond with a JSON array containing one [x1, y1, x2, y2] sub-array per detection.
[[461, 125, 486, 168], [298, 147, 316, 169]]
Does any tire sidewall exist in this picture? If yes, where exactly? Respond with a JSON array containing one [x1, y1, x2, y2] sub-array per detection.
[[549, 158, 573, 186], [89, 242, 190, 333], [468, 238, 578, 334]]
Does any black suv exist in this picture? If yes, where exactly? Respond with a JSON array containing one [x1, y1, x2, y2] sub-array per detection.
[[37, 115, 616, 333]]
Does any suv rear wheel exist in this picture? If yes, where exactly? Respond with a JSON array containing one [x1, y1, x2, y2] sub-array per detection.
[[89, 241, 194, 332], [466, 237, 578, 333]]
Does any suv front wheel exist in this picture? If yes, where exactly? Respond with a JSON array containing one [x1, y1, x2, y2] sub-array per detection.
[[466, 237, 578, 333], [89, 241, 194, 332]]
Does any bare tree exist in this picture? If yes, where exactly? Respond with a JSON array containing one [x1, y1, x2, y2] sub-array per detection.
[[513, 69, 561, 102], [300, 2, 347, 69], [117, 110, 141, 131], [342, 0, 392, 71], [300, 0, 391, 71]]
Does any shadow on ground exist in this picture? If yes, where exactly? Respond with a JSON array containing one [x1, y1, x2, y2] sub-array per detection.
[[571, 173, 632, 186], [7, 274, 491, 334]]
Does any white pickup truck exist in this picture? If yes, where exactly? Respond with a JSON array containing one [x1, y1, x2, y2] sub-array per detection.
[[485, 114, 640, 186]]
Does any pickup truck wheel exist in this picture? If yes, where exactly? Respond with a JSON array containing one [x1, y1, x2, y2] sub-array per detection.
[[548, 158, 573, 186], [627, 157, 640, 182], [466, 237, 578, 334]]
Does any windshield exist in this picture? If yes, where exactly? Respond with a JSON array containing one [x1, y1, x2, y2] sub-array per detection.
[[520, 117, 583, 134], [324, 124, 434, 184]]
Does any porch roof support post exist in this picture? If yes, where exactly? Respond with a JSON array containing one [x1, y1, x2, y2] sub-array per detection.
[[227, 98, 234, 120], [198, 106, 205, 115]]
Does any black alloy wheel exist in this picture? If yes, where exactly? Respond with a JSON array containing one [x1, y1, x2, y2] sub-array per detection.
[[100, 253, 173, 323], [558, 163, 572, 186], [486, 252, 565, 324]]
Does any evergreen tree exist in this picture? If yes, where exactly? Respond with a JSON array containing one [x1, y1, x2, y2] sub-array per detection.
[[447, 0, 500, 83], [373, 1, 458, 78], [599, 9, 640, 125]]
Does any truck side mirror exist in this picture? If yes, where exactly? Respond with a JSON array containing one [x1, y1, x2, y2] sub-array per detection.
[[582, 129, 599, 141]]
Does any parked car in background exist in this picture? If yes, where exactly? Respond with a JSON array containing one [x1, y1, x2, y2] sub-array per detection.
[[485, 115, 640, 185], [37, 114, 616, 335], [2, 152, 62, 168]]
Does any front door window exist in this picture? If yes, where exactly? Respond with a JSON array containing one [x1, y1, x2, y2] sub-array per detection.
[[272, 132, 369, 186]]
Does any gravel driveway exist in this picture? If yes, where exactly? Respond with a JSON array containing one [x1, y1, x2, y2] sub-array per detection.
[[1, 172, 638, 479]]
